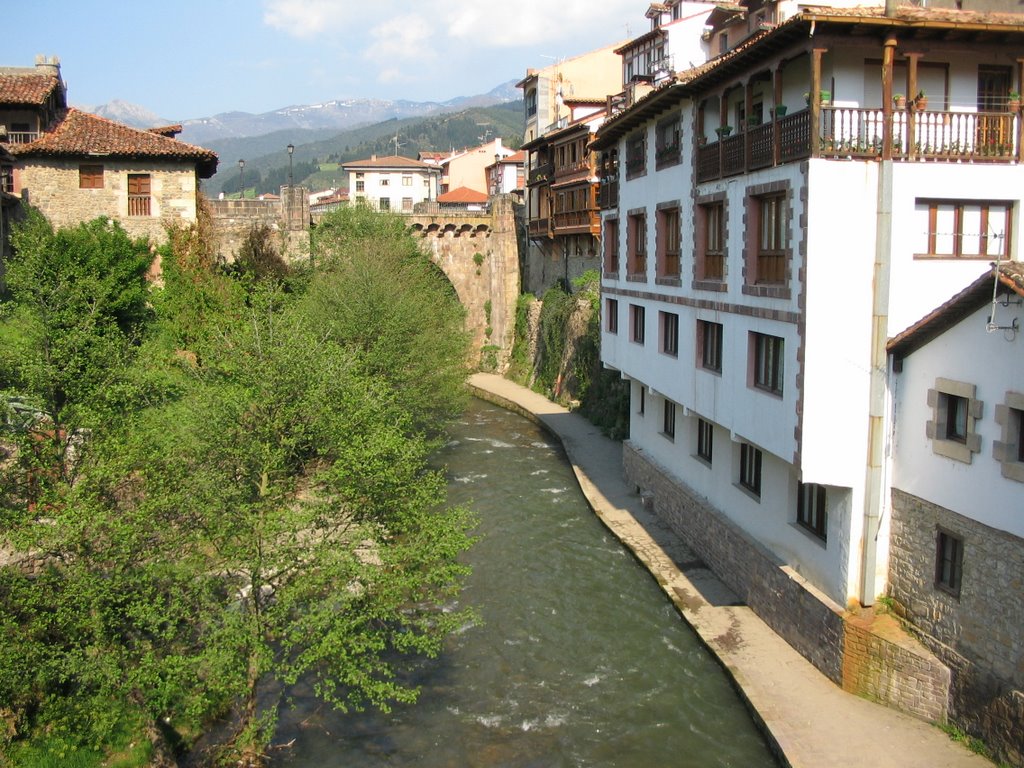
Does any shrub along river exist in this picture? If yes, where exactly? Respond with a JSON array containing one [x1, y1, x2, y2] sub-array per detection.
[[275, 398, 778, 767]]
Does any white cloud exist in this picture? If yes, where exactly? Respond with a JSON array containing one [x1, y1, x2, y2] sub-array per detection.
[[262, 0, 355, 39], [365, 15, 436, 64]]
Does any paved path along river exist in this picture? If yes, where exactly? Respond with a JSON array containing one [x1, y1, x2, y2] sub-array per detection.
[[468, 372, 994, 768]]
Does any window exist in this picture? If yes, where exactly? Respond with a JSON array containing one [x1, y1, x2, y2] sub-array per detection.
[[403, 175, 413, 186], [756, 194, 786, 283], [657, 206, 680, 278], [626, 133, 646, 178], [423, 178, 430, 188], [355, 180, 365, 192], [526, 88, 538, 118], [797, 483, 827, 541], [1, 164, 13, 194], [739, 443, 762, 497], [655, 115, 680, 168], [79, 164, 103, 189], [935, 529, 963, 597], [605, 298, 619, 334], [380, 177, 390, 186], [917, 200, 1011, 259], [627, 212, 646, 277], [662, 399, 676, 440], [700, 201, 725, 281], [402, 197, 413, 212], [752, 333, 784, 396], [604, 218, 619, 274], [698, 320, 723, 373], [927, 378, 982, 463], [660, 311, 679, 356], [638, 385, 646, 415], [630, 304, 646, 344], [994, 392, 1024, 482], [697, 419, 713, 464], [127, 174, 151, 216], [379, 197, 390, 211]]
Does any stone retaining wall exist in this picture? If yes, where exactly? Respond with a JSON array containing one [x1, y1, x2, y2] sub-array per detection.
[[625, 441, 952, 723]]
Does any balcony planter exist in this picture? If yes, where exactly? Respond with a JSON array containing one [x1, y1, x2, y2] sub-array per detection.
[[747, 116, 761, 127], [774, 105, 788, 117], [715, 125, 733, 137], [913, 91, 928, 111], [1008, 91, 1021, 112], [804, 90, 831, 105], [893, 94, 906, 110]]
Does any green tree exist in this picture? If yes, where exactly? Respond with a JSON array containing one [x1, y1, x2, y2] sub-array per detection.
[[310, 205, 470, 433]]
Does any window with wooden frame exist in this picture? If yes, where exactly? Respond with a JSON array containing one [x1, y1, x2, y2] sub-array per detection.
[[756, 193, 786, 283], [697, 320, 723, 373], [127, 173, 151, 216], [605, 298, 619, 334], [935, 529, 963, 597], [662, 398, 676, 440], [79, 164, 103, 190], [699, 201, 725, 281], [697, 418, 713, 464], [655, 114, 681, 168], [739, 443, 762, 497], [630, 304, 646, 344], [994, 392, 1024, 482], [751, 332, 783, 396], [0, 164, 13, 194], [604, 218, 620, 274], [625, 132, 646, 179], [797, 482, 827, 541], [657, 205, 681, 278], [916, 199, 1011, 259], [627, 211, 647, 277], [660, 311, 679, 357], [926, 378, 983, 463]]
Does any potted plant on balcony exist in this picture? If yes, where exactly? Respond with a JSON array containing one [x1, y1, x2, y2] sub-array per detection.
[[747, 115, 761, 127], [893, 93, 906, 110], [1008, 90, 1021, 112], [803, 90, 831, 105], [715, 125, 733, 137], [913, 90, 928, 111], [774, 104, 788, 117]]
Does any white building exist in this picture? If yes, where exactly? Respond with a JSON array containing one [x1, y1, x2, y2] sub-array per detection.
[[340, 155, 440, 212], [593, 2, 1024, 753]]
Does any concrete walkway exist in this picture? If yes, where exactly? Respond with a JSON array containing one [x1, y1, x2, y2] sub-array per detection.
[[467, 373, 993, 768]]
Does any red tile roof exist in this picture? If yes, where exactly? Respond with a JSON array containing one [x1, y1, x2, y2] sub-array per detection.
[[8, 108, 220, 177], [888, 262, 1024, 360], [437, 186, 489, 204], [0, 73, 60, 107], [9, 108, 218, 177], [343, 154, 434, 170]]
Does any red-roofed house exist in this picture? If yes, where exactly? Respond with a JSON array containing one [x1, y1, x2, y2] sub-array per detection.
[[340, 154, 440, 212], [437, 186, 489, 210], [0, 56, 218, 243]]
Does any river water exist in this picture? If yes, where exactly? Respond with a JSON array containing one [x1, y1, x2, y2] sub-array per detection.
[[278, 398, 778, 767]]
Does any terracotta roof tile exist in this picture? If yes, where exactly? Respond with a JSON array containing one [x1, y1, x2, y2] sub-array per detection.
[[0, 73, 60, 107], [437, 186, 489, 204], [343, 154, 434, 170], [9, 108, 218, 177]]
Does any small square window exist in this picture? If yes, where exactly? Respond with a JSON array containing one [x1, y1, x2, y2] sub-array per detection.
[[662, 399, 676, 440], [797, 482, 827, 541], [79, 164, 103, 189], [606, 298, 619, 334], [660, 311, 679, 357], [994, 392, 1024, 482], [927, 378, 982, 463], [697, 418, 713, 464], [380, 177, 390, 186], [935, 529, 963, 597], [698, 320, 723, 373], [630, 304, 646, 345], [739, 443, 762, 497]]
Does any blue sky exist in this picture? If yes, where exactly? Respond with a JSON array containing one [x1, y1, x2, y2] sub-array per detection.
[[8, 0, 645, 121]]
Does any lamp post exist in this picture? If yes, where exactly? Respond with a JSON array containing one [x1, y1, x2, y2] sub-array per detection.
[[238, 159, 245, 199], [287, 143, 294, 186]]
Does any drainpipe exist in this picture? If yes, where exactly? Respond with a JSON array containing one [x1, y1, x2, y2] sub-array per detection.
[[860, 159, 893, 607]]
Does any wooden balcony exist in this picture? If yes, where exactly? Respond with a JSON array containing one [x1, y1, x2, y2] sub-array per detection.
[[528, 217, 551, 238], [696, 106, 1022, 183], [553, 208, 601, 236], [528, 162, 553, 186]]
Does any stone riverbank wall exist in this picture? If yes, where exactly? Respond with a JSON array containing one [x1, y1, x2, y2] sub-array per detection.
[[623, 442, 953, 725]]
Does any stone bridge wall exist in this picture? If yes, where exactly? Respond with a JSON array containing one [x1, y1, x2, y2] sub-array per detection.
[[207, 185, 310, 264]]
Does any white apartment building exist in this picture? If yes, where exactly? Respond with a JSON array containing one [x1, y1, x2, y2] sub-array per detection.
[[594, 3, 1024, 755], [340, 155, 440, 212]]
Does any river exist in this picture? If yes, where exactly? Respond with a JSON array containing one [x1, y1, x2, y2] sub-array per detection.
[[276, 398, 778, 767]]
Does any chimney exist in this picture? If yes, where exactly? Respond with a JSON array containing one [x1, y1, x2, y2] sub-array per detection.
[[34, 55, 62, 78], [371, 154, 377, 161]]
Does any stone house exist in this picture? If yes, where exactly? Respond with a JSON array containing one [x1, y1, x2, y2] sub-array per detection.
[[887, 263, 1024, 765], [0, 56, 217, 245]]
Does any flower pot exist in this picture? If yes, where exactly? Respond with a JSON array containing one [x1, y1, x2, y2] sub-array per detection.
[[914, 96, 928, 111], [715, 126, 733, 137], [893, 96, 906, 110], [1008, 99, 1021, 113], [774, 105, 788, 117]]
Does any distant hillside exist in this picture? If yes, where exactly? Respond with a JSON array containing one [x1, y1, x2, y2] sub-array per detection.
[[206, 101, 525, 197], [179, 80, 519, 145], [76, 99, 170, 129]]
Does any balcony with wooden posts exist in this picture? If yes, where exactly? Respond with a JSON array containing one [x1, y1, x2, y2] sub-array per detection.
[[696, 102, 1022, 183]]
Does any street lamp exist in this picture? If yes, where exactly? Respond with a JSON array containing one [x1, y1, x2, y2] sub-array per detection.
[[287, 143, 295, 186], [238, 159, 245, 199]]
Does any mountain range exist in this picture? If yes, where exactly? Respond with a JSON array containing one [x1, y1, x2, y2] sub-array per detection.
[[78, 80, 521, 146]]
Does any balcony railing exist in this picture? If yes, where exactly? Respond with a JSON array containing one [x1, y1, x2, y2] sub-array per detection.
[[554, 158, 590, 177], [695, 106, 1022, 183], [128, 194, 151, 217], [553, 208, 600, 234], [528, 162, 553, 185], [2, 131, 39, 145], [528, 217, 551, 238]]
